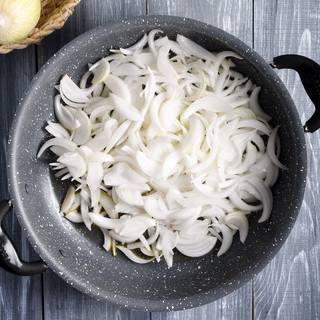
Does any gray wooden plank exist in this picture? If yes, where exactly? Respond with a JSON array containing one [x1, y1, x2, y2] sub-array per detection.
[[37, 0, 147, 65], [148, 0, 253, 318], [254, 1, 320, 319], [148, 0, 253, 42], [43, 271, 149, 320], [37, 1, 150, 319], [0, 48, 43, 320]]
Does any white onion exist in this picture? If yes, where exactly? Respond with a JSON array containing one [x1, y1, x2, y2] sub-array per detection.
[[104, 75, 131, 103], [90, 58, 110, 85], [71, 110, 92, 145], [80, 188, 92, 230], [177, 236, 217, 257], [37, 138, 77, 158], [38, 30, 284, 268], [267, 126, 286, 169], [61, 185, 75, 213], [65, 211, 83, 223], [59, 75, 91, 107], [176, 34, 216, 61], [86, 162, 103, 208], [45, 121, 70, 139], [116, 246, 154, 264], [0, 0, 41, 45], [224, 211, 249, 243]]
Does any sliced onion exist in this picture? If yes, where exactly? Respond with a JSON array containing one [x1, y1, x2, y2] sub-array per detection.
[[54, 95, 80, 130], [86, 162, 103, 208], [181, 94, 231, 120], [127, 33, 148, 52], [156, 227, 178, 268], [65, 211, 83, 223], [216, 224, 234, 256], [105, 120, 131, 153], [71, 110, 92, 145], [108, 230, 138, 243], [104, 74, 131, 103], [80, 188, 92, 230], [88, 211, 126, 229], [148, 92, 166, 134], [109, 93, 142, 121], [45, 121, 70, 139], [58, 152, 87, 178], [85, 119, 117, 151], [61, 185, 76, 213], [159, 98, 183, 132], [60, 75, 90, 105], [101, 228, 112, 251], [117, 215, 155, 239], [143, 67, 156, 109], [140, 247, 154, 256], [40, 30, 283, 268], [115, 202, 144, 216], [229, 190, 262, 212], [115, 187, 144, 207], [136, 151, 160, 177], [128, 226, 160, 249], [144, 194, 170, 220], [112, 63, 145, 77], [247, 178, 273, 223], [249, 87, 271, 121], [104, 162, 147, 186], [176, 34, 216, 61], [157, 45, 178, 79], [117, 246, 154, 264], [180, 115, 205, 153], [162, 151, 181, 179], [37, 138, 77, 158], [148, 29, 163, 56], [177, 236, 217, 257], [267, 126, 286, 169], [224, 211, 249, 243], [80, 70, 92, 89], [90, 58, 110, 85], [88, 152, 113, 164], [100, 191, 116, 218]]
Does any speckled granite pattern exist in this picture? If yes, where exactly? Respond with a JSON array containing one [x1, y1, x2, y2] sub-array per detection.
[[7, 16, 307, 311]]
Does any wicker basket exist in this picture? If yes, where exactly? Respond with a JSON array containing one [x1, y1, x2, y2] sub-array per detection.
[[0, 0, 80, 54]]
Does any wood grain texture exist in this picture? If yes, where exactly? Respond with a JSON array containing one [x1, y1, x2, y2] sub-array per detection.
[[147, 0, 253, 318], [37, 1, 149, 320], [148, 0, 252, 43], [43, 271, 150, 320], [0, 48, 43, 320], [254, 1, 320, 319], [38, 0, 147, 65]]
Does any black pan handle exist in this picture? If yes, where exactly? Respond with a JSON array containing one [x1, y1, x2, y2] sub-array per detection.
[[272, 54, 320, 133], [0, 200, 47, 275]]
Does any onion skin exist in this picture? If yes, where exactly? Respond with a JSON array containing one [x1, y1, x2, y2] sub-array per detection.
[[0, 0, 41, 45]]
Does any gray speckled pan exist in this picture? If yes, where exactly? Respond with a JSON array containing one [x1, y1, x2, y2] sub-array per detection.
[[1, 15, 320, 311]]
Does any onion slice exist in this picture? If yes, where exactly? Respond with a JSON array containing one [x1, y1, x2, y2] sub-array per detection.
[[117, 246, 154, 264]]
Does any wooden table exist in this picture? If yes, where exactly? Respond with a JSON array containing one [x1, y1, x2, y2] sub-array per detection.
[[1, 0, 319, 319]]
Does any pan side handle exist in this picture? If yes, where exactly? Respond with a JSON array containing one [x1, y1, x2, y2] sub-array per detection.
[[272, 54, 320, 133], [0, 200, 47, 276]]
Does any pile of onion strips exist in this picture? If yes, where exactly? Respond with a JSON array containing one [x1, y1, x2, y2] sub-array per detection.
[[38, 30, 284, 268]]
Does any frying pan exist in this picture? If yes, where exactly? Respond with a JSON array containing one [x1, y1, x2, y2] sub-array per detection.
[[0, 16, 319, 311]]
